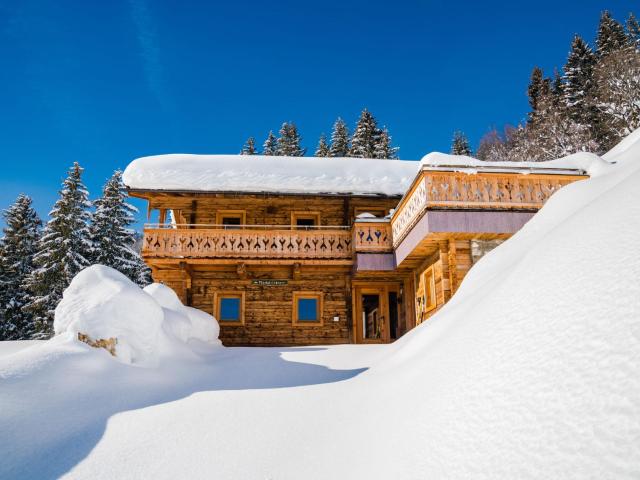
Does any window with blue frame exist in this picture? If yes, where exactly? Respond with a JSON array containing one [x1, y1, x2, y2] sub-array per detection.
[[217, 293, 243, 323], [293, 292, 322, 325]]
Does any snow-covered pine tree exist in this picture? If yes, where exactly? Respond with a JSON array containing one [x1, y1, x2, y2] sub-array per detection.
[[315, 134, 330, 157], [349, 109, 379, 158], [594, 46, 640, 147], [626, 13, 640, 50], [373, 127, 399, 159], [23, 163, 92, 338], [563, 35, 597, 126], [329, 117, 349, 157], [596, 11, 628, 57], [0, 195, 42, 340], [277, 122, 306, 156], [263, 131, 279, 156], [527, 66, 551, 121], [240, 137, 258, 155], [451, 131, 473, 156], [90, 170, 150, 286]]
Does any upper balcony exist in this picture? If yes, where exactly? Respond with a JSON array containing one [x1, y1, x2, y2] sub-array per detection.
[[391, 167, 587, 247]]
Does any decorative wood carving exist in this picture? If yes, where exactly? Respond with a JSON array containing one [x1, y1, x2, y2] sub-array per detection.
[[392, 172, 585, 245], [143, 228, 353, 259], [352, 222, 393, 252]]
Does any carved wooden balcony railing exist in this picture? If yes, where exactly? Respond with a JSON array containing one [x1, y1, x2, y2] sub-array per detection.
[[352, 221, 393, 252], [391, 169, 586, 245], [142, 226, 353, 260]]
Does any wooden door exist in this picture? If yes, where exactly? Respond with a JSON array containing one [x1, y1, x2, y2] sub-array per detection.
[[354, 285, 392, 343]]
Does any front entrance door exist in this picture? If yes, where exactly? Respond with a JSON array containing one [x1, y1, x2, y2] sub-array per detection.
[[354, 284, 401, 343]]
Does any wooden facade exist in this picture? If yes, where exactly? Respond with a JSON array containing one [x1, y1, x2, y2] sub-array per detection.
[[129, 165, 587, 346]]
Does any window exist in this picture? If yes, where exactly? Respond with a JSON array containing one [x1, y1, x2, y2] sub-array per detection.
[[214, 292, 245, 325], [415, 266, 436, 325], [216, 210, 246, 229], [292, 292, 323, 326], [291, 212, 321, 229]]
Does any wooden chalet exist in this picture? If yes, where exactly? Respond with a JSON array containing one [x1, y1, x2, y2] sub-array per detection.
[[124, 154, 587, 346]]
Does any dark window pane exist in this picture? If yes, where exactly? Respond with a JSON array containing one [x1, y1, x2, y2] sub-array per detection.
[[296, 218, 316, 227], [222, 217, 242, 229], [298, 298, 318, 321], [220, 297, 241, 321]]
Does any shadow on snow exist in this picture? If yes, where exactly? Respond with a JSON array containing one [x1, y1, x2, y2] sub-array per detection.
[[2, 344, 367, 479]]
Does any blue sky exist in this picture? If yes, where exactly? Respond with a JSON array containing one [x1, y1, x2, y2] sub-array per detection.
[[0, 0, 636, 225]]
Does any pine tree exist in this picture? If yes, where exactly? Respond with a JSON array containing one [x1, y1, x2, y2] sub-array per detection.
[[563, 35, 597, 125], [0, 195, 41, 340], [277, 122, 306, 156], [23, 163, 92, 338], [329, 117, 350, 157], [373, 127, 399, 159], [596, 11, 628, 57], [451, 131, 473, 156], [349, 109, 379, 158], [527, 66, 551, 119], [314, 134, 330, 157], [90, 171, 150, 286], [594, 46, 640, 147], [626, 13, 640, 50], [240, 137, 258, 155], [262, 131, 279, 156]]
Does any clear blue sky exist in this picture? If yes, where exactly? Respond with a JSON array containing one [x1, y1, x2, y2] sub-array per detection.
[[0, 0, 636, 225]]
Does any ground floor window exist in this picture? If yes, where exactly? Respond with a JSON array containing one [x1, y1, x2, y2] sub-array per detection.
[[215, 292, 245, 324], [292, 291, 323, 326]]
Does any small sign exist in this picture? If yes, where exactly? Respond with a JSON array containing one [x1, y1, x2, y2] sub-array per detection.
[[251, 279, 288, 286]]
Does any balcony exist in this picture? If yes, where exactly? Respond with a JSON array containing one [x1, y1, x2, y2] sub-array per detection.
[[142, 225, 354, 260], [391, 168, 587, 246]]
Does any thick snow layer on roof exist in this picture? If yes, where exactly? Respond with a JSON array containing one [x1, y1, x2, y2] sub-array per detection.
[[123, 154, 420, 196], [421, 151, 608, 176]]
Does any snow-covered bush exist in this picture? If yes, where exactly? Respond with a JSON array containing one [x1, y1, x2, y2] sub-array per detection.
[[53, 265, 220, 365]]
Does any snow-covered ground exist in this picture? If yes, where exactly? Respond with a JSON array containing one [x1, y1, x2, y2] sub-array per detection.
[[2, 131, 640, 479]]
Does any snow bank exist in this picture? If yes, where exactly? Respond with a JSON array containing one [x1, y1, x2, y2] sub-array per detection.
[[421, 150, 608, 175], [122, 154, 420, 196], [54, 266, 220, 365]]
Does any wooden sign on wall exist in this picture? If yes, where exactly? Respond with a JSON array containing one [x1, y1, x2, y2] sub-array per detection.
[[251, 279, 288, 286]]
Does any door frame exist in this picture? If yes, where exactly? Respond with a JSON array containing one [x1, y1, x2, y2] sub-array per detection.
[[352, 281, 401, 344]]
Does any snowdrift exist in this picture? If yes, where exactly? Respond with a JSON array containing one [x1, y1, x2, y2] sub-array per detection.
[[54, 265, 220, 365]]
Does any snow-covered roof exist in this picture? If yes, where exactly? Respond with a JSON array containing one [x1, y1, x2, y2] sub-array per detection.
[[420, 152, 605, 176], [123, 154, 421, 196]]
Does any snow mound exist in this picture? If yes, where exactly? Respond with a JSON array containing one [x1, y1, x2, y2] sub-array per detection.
[[144, 283, 220, 345], [421, 150, 608, 175], [54, 266, 220, 365], [123, 154, 420, 196]]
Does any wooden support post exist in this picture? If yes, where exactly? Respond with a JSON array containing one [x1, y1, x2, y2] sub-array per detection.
[[179, 261, 193, 306], [448, 240, 458, 295], [438, 240, 452, 303], [189, 200, 197, 227]]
